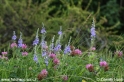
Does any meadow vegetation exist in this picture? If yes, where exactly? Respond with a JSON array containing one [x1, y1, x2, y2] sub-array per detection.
[[0, 0, 124, 82], [0, 20, 124, 82]]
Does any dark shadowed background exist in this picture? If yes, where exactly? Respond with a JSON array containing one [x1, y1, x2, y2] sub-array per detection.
[[0, 0, 124, 51]]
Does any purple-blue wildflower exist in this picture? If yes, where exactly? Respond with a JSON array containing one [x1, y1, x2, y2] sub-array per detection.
[[91, 27, 96, 38], [12, 31, 17, 40], [41, 40, 46, 48], [54, 44, 61, 52], [64, 45, 71, 54], [50, 35, 55, 52], [33, 36, 39, 45], [42, 51, 47, 57], [58, 31, 62, 35], [41, 40, 45, 47], [18, 33, 23, 47], [91, 19, 96, 38], [41, 23, 46, 34], [33, 54, 38, 63], [44, 56, 49, 66], [33, 28, 39, 45], [41, 24, 46, 34], [58, 26, 62, 35], [41, 27, 46, 34], [18, 39, 23, 47], [50, 43, 54, 51]]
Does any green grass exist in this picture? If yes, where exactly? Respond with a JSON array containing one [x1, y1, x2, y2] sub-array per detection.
[[0, 45, 124, 82]]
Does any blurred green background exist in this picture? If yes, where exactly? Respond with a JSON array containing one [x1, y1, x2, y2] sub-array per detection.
[[0, 0, 124, 51]]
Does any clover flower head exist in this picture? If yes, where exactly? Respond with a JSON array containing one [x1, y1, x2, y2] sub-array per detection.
[[115, 51, 123, 57], [74, 49, 82, 55], [99, 61, 109, 71], [41, 69, 48, 76], [53, 58, 60, 65], [86, 64, 94, 72], [99, 61, 108, 67], [22, 52, 28, 56], [11, 42, 17, 48], [2, 52, 8, 55], [49, 53, 56, 59], [90, 47, 96, 51], [22, 44, 27, 49], [37, 69, 48, 81], [62, 75, 68, 81]]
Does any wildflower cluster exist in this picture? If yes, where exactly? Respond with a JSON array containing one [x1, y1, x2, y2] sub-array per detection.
[[1, 20, 123, 81], [11, 31, 28, 57]]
